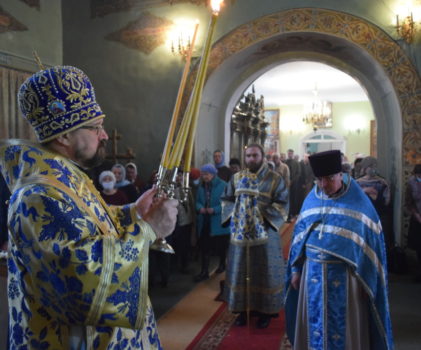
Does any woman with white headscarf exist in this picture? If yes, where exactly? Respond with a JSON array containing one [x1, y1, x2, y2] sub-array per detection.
[[99, 170, 129, 205], [111, 163, 139, 202]]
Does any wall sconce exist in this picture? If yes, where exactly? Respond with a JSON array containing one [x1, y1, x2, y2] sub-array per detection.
[[344, 115, 365, 134], [395, 12, 416, 43], [167, 20, 199, 58], [171, 32, 191, 57], [347, 126, 364, 135]]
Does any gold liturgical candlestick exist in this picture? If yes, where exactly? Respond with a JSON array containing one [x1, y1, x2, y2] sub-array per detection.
[[151, 0, 224, 254]]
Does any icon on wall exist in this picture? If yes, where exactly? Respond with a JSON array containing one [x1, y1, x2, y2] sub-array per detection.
[[263, 109, 280, 154]]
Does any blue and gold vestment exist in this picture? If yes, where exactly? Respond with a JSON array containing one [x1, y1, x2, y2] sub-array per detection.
[[0, 140, 162, 350], [285, 175, 394, 350], [221, 163, 288, 314]]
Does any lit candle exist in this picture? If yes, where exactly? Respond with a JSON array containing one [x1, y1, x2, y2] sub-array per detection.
[[167, 1, 223, 170], [182, 12, 219, 171], [162, 22, 199, 169]]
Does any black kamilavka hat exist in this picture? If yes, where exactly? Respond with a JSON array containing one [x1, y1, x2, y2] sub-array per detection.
[[309, 150, 342, 177]]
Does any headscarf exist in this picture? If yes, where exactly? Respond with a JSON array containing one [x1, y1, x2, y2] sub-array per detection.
[[200, 163, 217, 175], [125, 162, 138, 175], [214, 150, 225, 168], [360, 156, 377, 171], [99, 170, 116, 184], [112, 163, 131, 188]]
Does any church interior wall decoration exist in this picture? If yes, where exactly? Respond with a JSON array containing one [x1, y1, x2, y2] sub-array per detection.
[[19, 0, 40, 10], [105, 11, 173, 54], [91, 0, 208, 18], [0, 6, 28, 33]]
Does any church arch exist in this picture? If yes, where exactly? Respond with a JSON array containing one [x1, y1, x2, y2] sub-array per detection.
[[194, 8, 421, 242]]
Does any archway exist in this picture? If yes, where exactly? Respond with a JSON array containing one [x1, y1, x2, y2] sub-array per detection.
[[194, 8, 421, 243]]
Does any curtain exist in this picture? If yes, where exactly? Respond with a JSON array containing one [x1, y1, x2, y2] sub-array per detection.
[[0, 67, 35, 140]]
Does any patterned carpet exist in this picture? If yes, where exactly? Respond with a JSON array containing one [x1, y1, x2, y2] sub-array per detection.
[[186, 221, 296, 350], [186, 303, 236, 350], [187, 304, 290, 350]]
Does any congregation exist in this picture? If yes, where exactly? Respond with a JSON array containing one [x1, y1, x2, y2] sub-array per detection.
[[88, 143, 405, 297]]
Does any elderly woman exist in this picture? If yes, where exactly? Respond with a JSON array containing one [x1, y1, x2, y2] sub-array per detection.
[[111, 163, 139, 202], [194, 164, 230, 282], [98, 170, 129, 205]]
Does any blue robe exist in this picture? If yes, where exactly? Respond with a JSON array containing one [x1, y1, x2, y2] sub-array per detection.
[[285, 175, 394, 350], [221, 163, 288, 314]]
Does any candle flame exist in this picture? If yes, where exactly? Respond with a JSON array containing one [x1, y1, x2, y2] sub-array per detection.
[[211, 0, 223, 14]]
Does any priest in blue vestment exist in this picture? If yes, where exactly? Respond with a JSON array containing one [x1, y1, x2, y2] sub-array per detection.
[[285, 150, 394, 350], [222, 143, 289, 329]]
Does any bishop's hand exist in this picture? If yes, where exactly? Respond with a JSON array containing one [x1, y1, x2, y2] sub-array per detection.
[[136, 188, 178, 238]]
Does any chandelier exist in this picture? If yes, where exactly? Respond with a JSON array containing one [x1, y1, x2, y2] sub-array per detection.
[[302, 85, 332, 129]]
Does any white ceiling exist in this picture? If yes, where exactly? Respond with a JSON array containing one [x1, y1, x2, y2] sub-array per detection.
[[245, 61, 369, 107]]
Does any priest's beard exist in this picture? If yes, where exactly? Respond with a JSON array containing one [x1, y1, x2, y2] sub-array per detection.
[[246, 159, 263, 173], [75, 140, 107, 169]]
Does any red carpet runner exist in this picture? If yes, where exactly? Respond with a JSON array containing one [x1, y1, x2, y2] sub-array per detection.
[[186, 222, 295, 350], [186, 303, 288, 350]]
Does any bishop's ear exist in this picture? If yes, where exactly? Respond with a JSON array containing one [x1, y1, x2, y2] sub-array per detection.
[[55, 132, 73, 147]]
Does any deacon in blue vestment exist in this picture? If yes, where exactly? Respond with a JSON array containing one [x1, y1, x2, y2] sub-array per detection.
[[222, 143, 289, 329], [285, 150, 394, 350]]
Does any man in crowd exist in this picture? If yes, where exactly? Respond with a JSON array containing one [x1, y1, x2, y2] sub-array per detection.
[[228, 157, 241, 174], [222, 143, 289, 329], [280, 152, 287, 162], [285, 148, 301, 220], [297, 153, 315, 209], [0, 66, 178, 349], [213, 149, 232, 182], [272, 153, 290, 188], [285, 150, 393, 350]]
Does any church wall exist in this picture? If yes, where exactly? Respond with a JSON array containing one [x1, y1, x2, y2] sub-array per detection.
[[332, 101, 374, 161], [59, 0, 419, 182], [0, 1, 417, 241], [277, 101, 374, 161], [0, 0, 62, 71], [61, 0, 214, 180]]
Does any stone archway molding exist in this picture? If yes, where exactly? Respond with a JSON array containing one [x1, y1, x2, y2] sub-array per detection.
[[198, 8, 421, 176]]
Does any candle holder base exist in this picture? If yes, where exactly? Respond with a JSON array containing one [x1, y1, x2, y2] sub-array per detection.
[[150, 238, 175, 254]]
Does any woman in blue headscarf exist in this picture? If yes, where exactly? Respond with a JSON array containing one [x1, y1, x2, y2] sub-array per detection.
[[194, 163, 230, 282]]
